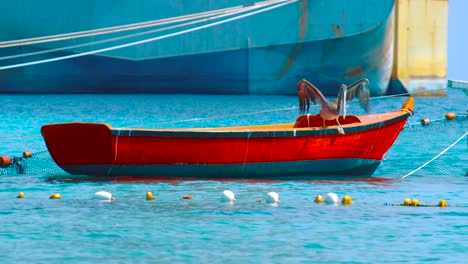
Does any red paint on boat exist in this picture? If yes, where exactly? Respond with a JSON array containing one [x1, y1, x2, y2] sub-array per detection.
[[41, 98, 414, 178], [110, 119, 405, 165]]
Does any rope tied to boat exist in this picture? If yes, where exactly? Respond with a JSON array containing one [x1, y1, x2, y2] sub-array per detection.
[[400, 130, 468, 179]]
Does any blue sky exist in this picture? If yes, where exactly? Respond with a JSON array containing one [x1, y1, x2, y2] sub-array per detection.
[[448, 0, 468, 80]]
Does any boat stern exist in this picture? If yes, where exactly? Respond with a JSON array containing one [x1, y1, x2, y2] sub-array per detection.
[[41, 122, 116, 176]]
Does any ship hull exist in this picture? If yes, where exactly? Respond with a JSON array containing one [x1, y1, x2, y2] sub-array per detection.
[[0, 0, 395, 95]]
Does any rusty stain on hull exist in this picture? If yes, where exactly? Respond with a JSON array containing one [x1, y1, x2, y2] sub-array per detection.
[[332, 24, 344, 36], [276, 0, 308, 79], [346, 66, 363, 78], [299, 0, 308, 39], [344, 15, 394, 81], [276, 42, 304, 80]]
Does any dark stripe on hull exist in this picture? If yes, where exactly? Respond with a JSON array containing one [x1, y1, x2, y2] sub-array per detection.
[[61, 158, 381, 179]]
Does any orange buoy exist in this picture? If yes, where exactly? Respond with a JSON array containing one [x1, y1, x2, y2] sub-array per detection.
[[22, 151, 33, 158], [0, 156, 11, 168], [445, 112, 456, 120], [181, 195, 194, 200], [421, 118, 430, 126]]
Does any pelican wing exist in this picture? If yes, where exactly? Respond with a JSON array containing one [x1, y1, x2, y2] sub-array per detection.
[[297, 79, 327, 114], [339, 78, 370, 112]]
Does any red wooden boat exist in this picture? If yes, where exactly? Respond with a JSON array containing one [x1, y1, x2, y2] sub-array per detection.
[[41, 98, 414, 179]]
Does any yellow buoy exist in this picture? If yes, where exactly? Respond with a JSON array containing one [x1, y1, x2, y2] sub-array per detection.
[[438, 199, 448, 207], [403, 198, 412, 206], [411, 198, 419, 206], [50, 193, 61, 199], [314, 195, 323, 203], [146, 191, 156, 200], [445, 112, 456, 120], [17, 192, 25, 199], [181, 195, 194, 200], [341, 195, 352, 205]]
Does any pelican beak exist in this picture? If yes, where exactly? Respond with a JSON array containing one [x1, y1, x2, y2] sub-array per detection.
[[338, 88, 348, 119], [342, 90, 347, 119]]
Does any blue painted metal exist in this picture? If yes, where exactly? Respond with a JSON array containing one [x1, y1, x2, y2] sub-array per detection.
[[61, 159, 381, 178], [0, 0, 395, 95]]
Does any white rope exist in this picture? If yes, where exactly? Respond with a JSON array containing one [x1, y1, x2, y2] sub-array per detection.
[[125, 106, 299, 128], [369, 88, 447, 100], [0, 135, 42, 142], [0, 0, 286, 48], [0, 1, 276, 61], [0, 0, 298, 71], [0, 9, 232, 48], [400, 131, 468, 179]]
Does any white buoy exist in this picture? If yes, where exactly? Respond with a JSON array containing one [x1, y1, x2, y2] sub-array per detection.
[[94, 191, 114, 202], [324, 192, 339, 204], [265, 192, 280, 204], [221, 190, 236, 202]]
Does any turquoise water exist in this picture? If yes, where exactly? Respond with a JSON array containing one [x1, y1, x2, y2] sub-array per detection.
[[0, 91, 467, 263]]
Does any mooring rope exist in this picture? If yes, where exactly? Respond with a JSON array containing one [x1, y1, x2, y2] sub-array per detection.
[[369, 88, 448, 100], [400, 131, 468, 179], [0, 1, 280, 61], [0, 0, 298, 71], [0, 135, 42, 143], [124, 106, 299, 128], [0, 0, 288, 48]]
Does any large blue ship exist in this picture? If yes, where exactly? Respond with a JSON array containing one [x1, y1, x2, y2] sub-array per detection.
[[0, 0, 395, 95]]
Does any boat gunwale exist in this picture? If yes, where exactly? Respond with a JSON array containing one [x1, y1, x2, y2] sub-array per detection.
[[105, 110, 410, 138]]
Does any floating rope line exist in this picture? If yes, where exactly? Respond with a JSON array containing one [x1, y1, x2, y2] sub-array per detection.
[[0, 0, 288, 48], [0, 0, 298, 71], [0, 134, 42, 143], [369, 88, 448, 100], [400, 131, 468, 179], [124, 106, 299, 128], [0, 1, 282, 61]]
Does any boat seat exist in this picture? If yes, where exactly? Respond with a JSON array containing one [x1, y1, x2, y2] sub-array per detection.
[[293, 114, 361, 128]]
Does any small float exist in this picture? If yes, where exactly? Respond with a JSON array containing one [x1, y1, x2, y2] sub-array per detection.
[[41, 97, 414, 179]]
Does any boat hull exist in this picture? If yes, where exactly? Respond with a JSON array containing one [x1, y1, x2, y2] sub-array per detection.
[[41, 106, 411, 179], [0, 0, 395, 95], [60, 159, 381, 179]]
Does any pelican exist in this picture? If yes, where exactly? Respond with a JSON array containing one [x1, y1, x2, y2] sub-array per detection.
[[298, 78, 370, 134]]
